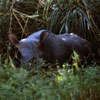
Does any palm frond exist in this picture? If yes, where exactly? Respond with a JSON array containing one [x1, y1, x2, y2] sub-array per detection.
[[49, 0, 100, 53]]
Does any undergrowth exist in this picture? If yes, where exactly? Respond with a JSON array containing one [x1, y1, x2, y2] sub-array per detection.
[[0, 58, 100, 100]]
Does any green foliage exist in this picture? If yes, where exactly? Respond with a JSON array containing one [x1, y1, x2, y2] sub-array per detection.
[[0, 58, 100, 100], [72, 51, 80, 70]]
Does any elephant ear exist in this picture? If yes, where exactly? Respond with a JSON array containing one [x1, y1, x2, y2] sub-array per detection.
[[40, 31, 49, 41], [8, 33, 19, 45]]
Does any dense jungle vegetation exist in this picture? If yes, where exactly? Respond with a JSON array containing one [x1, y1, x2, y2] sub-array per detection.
[[0, 0, 100, 100]]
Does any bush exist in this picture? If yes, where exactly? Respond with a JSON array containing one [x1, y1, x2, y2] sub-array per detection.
[[0, 59, 100, 100]]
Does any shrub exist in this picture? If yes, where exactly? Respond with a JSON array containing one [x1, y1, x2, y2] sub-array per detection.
[[0, 58, 100, 100]]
